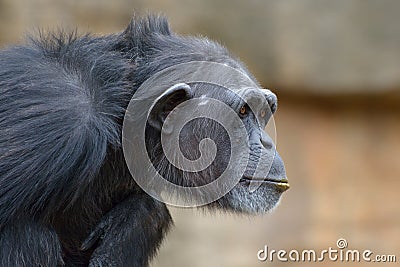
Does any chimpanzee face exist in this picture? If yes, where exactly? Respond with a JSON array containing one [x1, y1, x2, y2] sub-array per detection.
[[139, 79, 288, 214], [124, 58, 289, 213]]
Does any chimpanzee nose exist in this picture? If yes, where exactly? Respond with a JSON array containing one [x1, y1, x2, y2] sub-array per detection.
[[260, 130, 273, 150]]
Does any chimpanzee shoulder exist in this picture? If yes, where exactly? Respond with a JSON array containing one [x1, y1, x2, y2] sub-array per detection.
[[0, 28, 133, 224]]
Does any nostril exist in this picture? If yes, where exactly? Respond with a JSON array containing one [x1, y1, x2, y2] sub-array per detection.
[[261, 139, 273, 150], [260, 131, 273, 149]]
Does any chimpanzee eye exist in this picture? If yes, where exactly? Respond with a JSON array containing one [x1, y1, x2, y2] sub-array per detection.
[[239, 105, 248, 116]]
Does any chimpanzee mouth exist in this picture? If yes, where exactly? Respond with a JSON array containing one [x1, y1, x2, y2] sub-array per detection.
[[239, 176, 290, 191]]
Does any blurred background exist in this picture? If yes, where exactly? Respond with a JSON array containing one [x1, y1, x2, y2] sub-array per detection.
[[1, 0, 399, 266]]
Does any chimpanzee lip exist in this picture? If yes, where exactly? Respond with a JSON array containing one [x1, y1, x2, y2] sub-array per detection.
[[239, 176, 290, 190]]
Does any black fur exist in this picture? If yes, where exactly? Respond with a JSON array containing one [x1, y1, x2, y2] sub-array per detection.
[[0, 16, 176, 267], [0, 15, 287, 267]]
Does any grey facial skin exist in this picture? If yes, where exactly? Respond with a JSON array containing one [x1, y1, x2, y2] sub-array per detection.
[[140, 81, 289, 214]]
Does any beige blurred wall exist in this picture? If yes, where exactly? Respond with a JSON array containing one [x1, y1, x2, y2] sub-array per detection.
[[1, 0, 400, 92], [0, 1, 399, 267]]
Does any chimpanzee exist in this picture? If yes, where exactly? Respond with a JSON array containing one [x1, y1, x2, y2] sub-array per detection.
[[0, 15, 289, 267]]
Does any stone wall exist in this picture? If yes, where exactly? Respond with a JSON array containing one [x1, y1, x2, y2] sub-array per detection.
[[1, 0, 400, 93]]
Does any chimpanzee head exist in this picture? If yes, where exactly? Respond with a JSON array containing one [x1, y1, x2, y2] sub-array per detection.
[[121, 16, 289, 214]]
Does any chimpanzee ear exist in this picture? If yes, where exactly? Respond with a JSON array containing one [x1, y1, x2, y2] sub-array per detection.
[[148, 83, 193, 131]]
